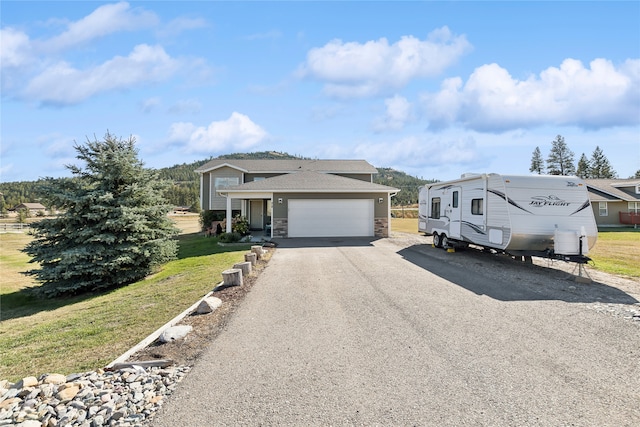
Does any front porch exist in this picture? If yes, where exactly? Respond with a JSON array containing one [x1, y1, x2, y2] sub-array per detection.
[[220, 195, 273, 238]]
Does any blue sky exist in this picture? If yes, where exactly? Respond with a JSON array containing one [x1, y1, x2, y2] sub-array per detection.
[[1, 1, 639, 183]]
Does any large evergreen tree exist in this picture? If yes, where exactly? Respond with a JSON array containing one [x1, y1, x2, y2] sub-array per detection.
[[576, 153, 591, 178], [589, 145, 617, 178], [23, 133, 179, 297], [529, 146, 544, 174], [546, 135, 576, 176]]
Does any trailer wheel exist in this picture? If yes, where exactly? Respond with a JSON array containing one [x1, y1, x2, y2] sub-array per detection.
[[433, 232, 442, 248], [441, 234, 449, 249]]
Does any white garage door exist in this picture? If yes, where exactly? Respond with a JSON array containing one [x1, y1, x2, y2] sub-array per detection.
[[288, 199, 374, 237]]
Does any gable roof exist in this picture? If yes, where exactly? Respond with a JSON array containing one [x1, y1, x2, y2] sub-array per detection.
[[195, 159, 378, 174], [15, 202, 46, 210], [585, 179, 640, 202], [220, 170, 399, 194]]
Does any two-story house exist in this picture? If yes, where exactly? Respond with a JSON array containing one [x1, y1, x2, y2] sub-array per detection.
[[195, 159, 399, 238]]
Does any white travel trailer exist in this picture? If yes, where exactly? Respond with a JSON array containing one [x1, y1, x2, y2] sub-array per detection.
[[418, 173, 597, 260]]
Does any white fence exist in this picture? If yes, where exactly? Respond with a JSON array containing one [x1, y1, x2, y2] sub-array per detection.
[[0, 223, 32, 233]]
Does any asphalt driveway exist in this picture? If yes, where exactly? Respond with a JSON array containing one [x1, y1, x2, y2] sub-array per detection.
[[151, 236, 640, 426]]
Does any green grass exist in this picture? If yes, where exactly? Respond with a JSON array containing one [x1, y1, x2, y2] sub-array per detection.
[[588, 230, 640, 278], [392, 217, 420, 234], [0, 231, 250, 382], [392, 218, 640, 278]]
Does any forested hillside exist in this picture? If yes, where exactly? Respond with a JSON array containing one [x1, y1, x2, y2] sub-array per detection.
[[0, 151, 430, 211], [376, 168, 433, 205]]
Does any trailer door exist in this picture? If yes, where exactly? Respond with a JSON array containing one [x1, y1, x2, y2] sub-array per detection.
[[448, 187, 462, 238]]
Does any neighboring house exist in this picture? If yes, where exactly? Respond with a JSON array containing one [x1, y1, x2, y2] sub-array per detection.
[[195, 159, 400, 238], [585, 179, 640, 227], [13, 202, 47, 215]]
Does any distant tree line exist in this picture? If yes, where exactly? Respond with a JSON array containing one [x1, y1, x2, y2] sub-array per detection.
[[530, 135, 639, 179], [6, 142, 633, 217]]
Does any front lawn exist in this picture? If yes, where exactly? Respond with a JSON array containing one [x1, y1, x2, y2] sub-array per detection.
[[0, 230, 250, 382]]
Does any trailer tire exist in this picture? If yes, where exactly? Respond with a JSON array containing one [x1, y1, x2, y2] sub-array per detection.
[[441, 234, 449, 249], [433, 232, 442, 248]]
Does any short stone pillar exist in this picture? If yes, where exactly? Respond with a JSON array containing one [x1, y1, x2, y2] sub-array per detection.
[[233, 261, 252, 276], [251, 245, 265, 260], [222, 268, 243, 287], [244, 252, 257, 266]]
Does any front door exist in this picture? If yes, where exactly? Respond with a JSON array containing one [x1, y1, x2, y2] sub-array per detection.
[[249, 200, 264, 230]]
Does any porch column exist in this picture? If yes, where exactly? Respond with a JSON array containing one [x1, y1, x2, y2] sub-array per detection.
[[226, 196, 232, 233]]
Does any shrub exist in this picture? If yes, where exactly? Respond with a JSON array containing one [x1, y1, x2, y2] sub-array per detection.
[[232, 215, 250, 235], [218, 232, 242, 243], [200, 210, 225, 231]]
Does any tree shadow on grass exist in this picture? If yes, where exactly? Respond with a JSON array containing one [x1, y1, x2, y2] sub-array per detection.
[[176, 232, 252, 259], [0, 288, 100, 322], [1, 234, 252, 322]]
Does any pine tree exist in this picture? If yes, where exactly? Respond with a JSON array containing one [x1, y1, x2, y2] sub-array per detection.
[[529, 147, 545, 174], [0, 193, 6, 218], [589, 146, 618, 178], [576, 154, 591, 178], [23, 133, 179, 297], [546, 135, 576, 176]]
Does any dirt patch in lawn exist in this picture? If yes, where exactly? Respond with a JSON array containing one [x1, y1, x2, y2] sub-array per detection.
[[125, 247, 274, 367]]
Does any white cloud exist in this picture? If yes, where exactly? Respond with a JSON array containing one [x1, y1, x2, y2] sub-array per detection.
[[158, 17, 207, 38], [41, 2, 158, 52], [0, 27, 32, 68], [140, 97, 162, 113], [298, 27, 472, 98], [353, 134, 481, 170], [169, 112, 269, 154], [1, 3, 210, 105], [0, 162, 14, 180], [23, 44, 181, 105], [373, 95, 413, 132], [422, 58, 640, 131], [41, 134, 76, 159]]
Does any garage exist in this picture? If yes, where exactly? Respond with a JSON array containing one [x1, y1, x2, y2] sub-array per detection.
[[288, 199, 374, 237]]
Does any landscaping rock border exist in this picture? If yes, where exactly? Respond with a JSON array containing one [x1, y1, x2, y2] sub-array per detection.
[[0, 366, 189, 426]]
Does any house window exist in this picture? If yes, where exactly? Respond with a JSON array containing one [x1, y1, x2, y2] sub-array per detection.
[[598, 201, 608, 216], [471, 198, 483, 215], [253, 177, 265, 182], [430, 198, 441, 219], [452, 191, 459, 208], [215, 177, 239, 190], [629, 202, 640, 213]]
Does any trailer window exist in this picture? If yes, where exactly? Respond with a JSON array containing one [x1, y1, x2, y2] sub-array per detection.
[[471, 198, 483, 215], [431, 198, 441, 219], [452, 191, 459, 208]]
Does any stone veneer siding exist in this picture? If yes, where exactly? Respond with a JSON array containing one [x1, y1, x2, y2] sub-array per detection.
[[273, 218, 288, 238], [273, 217, 389, 238], [374, 217, 389, 238]]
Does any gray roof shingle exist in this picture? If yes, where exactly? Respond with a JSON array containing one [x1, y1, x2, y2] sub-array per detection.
[[195, 159, 378, 174], [585, 179, 640, 202], [221, 171, 399, 193]]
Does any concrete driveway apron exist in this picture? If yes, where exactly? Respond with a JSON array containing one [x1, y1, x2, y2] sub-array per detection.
[[151, 237, 640, 426]]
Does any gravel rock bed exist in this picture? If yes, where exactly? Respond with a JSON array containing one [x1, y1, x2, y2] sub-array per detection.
[[0, 365, 189, 427]]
